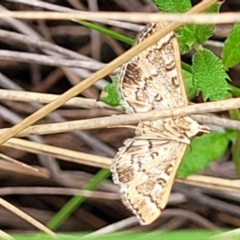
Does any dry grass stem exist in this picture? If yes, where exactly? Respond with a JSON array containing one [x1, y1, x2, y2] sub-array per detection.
[[0, 153, 38, 172], [192, 115, 240, 130], [177, 175, 240, 193], [0, 98, 240, 139], [0, 198, 56, 237], [4, 138, 111, 168], [0, 187, 120, 199], [0, 89, 118, 110], [0, 230, 13, 240], [4, 7, 240, 24], [0, 50, 108, 70]]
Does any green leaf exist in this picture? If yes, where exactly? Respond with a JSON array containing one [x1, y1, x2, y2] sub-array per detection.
[[182, 68, 197, 100], [192, 49, 229, 101], [152, 0, 194, 53], [152, 0, 191, 13], [153, 1, 220, 54], [222, 23, 240, 69], [193, 3, 220, 45], [176, 25, 196, 54], [176, 3, 220, 53], [177, 132, 229, 177], [99, 76, 120, 106]]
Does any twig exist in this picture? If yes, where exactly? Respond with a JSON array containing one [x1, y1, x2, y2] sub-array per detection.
[[176, 175, 240, 193], [179, 186, 240, 218], [4, 138, 111, 168], [0, 89, 239, 131], [1, 98, 240, 139], [0, 230, 13, 240], [2, 9, 240, 24], [0, 50, 107, 70], [160, 209, 218, 229], [0, 187, 120, 199], [0, 89, 119, 110], [0, 198, 56, 237], [192, 115, 240, 130], [2, 0, 148, 31], [84, 216, 139, 237], [0, 29, 102, 62], [0, 153, 38, 172]]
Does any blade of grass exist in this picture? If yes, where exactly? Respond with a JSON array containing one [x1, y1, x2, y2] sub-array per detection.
[[47, 169, 110, 230], [76, 20, 134, 45]]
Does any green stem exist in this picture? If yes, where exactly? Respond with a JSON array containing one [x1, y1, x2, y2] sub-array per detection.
[[181, 61, 192, 73], [47, 169, 110, 230], [75, 20, 134, 45], [229, 84, 240, 97], [194, 44, 204, 52]]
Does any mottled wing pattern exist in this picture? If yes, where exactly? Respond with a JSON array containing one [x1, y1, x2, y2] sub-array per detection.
[[118, 22, 187, 114], [112, 22, 208, 225], [112, 138, 187, 225]]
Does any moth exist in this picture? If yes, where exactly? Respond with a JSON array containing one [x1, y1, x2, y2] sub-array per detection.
[[111, 22, 209, 225]]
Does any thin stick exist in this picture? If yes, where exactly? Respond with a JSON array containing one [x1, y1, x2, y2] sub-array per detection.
[[0, 50, 107, 70], [4, 0, 141, 31], [0, 187, 120, 199], [1, 98, 240, 138], [0, 0, 217, 145], [1, 9, 240, 24], [176, 175, 240, 193], [0, 230, 13, 240], [0, 153, 38, 172], [191, 115, 240, 130], [0, 198, 56, 237], [4, 138, 111, 168], [0, 161, 49, 178], [0, 89, 118, 110]]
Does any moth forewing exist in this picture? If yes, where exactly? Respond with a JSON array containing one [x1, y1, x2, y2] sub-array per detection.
[[159, 143, 187, 210], [172, 36, 189, 105]]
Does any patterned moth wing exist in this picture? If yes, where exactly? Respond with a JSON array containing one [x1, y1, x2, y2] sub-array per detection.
[[112, 138, 187, 224], [117, 22, 188, 113], [112, 22, 209, 225]]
